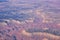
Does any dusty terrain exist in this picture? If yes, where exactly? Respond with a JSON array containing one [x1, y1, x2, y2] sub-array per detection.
[[0, 0, 60, 40]]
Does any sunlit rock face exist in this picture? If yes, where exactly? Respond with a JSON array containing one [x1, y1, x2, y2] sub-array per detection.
[[0, 0, 60, 40]]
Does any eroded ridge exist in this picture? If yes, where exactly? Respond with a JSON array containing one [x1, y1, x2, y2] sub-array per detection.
[[21, 29, 60, 40]]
